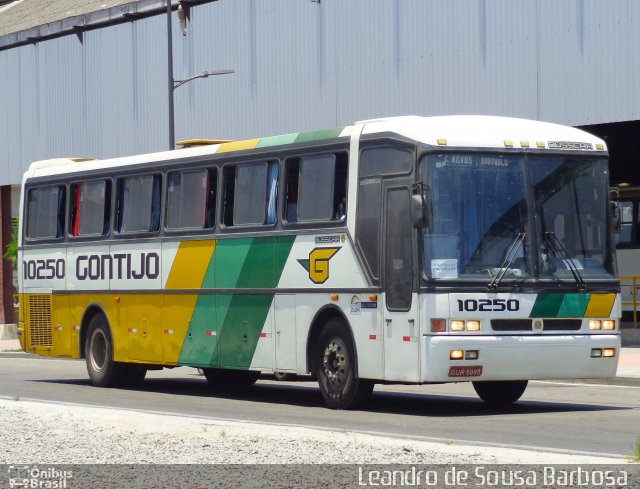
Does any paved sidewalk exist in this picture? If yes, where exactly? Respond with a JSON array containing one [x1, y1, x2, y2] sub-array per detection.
[[0, 339, 20, 352], [2, 338, 639, 378]]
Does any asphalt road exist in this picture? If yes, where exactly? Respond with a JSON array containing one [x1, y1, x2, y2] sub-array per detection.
[[1, 355, 639, 458]]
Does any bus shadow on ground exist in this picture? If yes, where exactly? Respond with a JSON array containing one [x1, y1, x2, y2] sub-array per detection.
[[31, 375, 630, 418]]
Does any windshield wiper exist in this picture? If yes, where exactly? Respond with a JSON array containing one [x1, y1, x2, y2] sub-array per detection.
[[543, 232, 587, 291], [488, 232, 526, 290]]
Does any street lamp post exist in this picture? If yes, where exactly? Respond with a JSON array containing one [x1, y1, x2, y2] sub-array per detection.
[[167, 1, 233, 150]]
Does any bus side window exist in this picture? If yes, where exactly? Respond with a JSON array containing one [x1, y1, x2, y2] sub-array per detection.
[[115, 175, 161, 234], [615, 201, 634, 247], [70, 180, 110, 237], [223, 161, 277, 227], [288, 151, 348, 223], [166, 169, 216, 230], [26, 185, 66, 240]]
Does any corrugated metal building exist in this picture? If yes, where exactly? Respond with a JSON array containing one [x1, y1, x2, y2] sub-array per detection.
[[0, 0, 638, 322], [1, 0, 639, 185]]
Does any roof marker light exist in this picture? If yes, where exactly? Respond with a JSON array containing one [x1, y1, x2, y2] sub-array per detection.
[[504, 140, 513, 148], [520, 141, 530, 148], [596, 143, 605, 151], [536, 141, 545, 148], [437, 138, 447, 145]]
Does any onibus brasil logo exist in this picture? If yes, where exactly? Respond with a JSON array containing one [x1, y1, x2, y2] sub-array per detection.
[[298, 247, 341, 284]]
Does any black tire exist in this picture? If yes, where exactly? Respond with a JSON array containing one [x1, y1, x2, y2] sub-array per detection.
[[202, 368, 260, 388], [472, 380, 528, 406], [85, 314, 128, 387], [122, 364, 147, 387], [316, 318, 373, 409]]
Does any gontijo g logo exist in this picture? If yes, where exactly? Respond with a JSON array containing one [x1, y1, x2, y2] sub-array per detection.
[[298, 247, 341, 284]]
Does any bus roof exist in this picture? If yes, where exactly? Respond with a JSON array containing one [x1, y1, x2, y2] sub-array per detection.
[[25, 115, 606, 179]]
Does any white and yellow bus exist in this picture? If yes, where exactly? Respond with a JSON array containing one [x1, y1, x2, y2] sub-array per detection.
[[18, 115, 621, 409]]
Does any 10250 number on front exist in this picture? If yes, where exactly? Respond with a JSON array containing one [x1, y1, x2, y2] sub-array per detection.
[[457, 299, 519, 312]]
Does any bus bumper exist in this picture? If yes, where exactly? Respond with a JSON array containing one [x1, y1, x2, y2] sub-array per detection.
[[422, 334, 620, 382]]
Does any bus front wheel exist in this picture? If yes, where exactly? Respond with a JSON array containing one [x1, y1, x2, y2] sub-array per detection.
[[85, 314, 127, 387], [316, 318, 373, 409], [472, 380, 528, 406]]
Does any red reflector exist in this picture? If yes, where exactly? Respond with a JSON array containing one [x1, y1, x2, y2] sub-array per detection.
[[448, 366, 483, 377], [260, 332, 267, 338], [403, 336, 417, 342], [128, 328, 137, 333], [369, 334, 377, 340], [206, 330, 216, 336]]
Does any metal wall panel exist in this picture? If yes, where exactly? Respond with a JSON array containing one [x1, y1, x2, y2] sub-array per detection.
[[1, 0, 638, 186]]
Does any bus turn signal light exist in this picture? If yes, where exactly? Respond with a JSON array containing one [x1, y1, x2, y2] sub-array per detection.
[[431, 319, 446, 332]]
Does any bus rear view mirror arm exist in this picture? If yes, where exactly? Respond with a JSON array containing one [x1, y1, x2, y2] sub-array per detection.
[[411, 181, 432, 230]]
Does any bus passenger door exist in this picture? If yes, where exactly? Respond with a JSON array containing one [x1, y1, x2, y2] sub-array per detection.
[[383, 185, 420, 382]]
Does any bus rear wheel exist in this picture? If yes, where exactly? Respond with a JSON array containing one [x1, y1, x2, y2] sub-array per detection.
[[202, 368, 260, 388], [85, 314, 127, 388], [472, 380, 528, 406], [316, 318, 373, 409]]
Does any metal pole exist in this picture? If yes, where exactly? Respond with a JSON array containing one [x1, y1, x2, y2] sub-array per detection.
[[167, 0, 176, 150]]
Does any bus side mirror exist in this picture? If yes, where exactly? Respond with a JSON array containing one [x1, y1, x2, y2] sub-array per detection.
[[611, 201, 621, 233], [411, 194, 431, 230]]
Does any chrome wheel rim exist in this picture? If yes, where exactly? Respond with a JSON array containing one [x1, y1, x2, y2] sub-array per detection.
[[322, 337, 349, 389], [89, 329, 107, 372]]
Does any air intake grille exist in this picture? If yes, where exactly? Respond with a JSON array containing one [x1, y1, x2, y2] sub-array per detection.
[[491, 319, 532, 331], [28, 295, 52, 347]]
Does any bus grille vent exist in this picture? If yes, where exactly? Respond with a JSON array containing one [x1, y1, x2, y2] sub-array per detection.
[[28, 295, 52, 347]]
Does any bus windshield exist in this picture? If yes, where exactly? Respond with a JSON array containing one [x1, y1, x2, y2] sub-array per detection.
[[420, 153, 615, 283]]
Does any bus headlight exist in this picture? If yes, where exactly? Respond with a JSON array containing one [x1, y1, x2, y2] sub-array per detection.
[[603, 348, 616, 358], [465, 320, 481, 331], [588, 320, 602, 330], [450, 350, 464, 360], [602, 320, 616, 330], [450, 320, 465, 332]]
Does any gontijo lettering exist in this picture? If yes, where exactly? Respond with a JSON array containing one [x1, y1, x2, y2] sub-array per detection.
[[76, 253, 160, 280]]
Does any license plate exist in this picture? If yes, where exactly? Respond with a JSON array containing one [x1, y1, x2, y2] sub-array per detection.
[[448, 365, 483, 377]]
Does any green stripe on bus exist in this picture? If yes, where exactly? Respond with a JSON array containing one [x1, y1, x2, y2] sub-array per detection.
[[530, 293, 592, 318], [178, 238, 252, 367], [529, 294, 564, 317], [557, 294, 590, 317], [294, 128, 343, 143], [217, 236, 296, 368], [178, 236, 296, 369], [256, 134, 299, 148]]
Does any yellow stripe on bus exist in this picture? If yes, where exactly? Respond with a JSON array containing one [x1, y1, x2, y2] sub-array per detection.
[[166, 240, 216, 289], [216, 139, 261, 153], [585, 293, 616, 317]]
